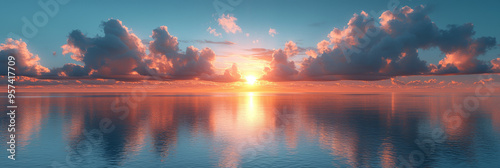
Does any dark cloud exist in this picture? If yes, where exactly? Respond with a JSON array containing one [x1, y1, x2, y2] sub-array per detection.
[[41, 63, 90, 79], [431, 24, 496, 74], [146, 26, 242, 82], [261, 43, 299, 81], [147, 26, 215, 79], [294, 5, 498, 81], [61, 19, 148, 79], [51, 19, 241, 82]]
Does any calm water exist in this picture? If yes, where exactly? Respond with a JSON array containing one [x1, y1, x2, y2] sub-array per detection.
[[1, 92, 500, 167]]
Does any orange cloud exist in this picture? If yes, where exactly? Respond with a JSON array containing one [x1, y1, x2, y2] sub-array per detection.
[[492, 58, 500, 71], [0, 38, 49, 76], [284, 41, 299, 56]]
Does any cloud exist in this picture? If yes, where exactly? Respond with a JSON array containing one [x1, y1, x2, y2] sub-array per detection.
[[391, 78, 455, 89], [391, 78, 406, 86], [180, 39, 235, 45], [195, 40, 235, 45], [431, 24, 496, 74], [261, 41, 299, 81], [0, 38, 49, 76], [61, 19, 147, 79], [146, 26, 242, 82], [0, 76, 117, 86], [147, 26, 215, 79], [392, 78, 438, 86], [44, 63, 90, 78], [317, 40, 331, 54], [218, 14, 242, 34], [284, 41, 299, 56], [55, 19, 241, 82], [207, 27, 222, 37], [305, 50, 317, 58], [295, 5, 498, 81], [474, 78, 494, 85], [492, 58, 500, 71], [448, 81, 463, 86], [200, 63, 243, 82], [244, 48, 274, 61], [269, 28, 277, 37]]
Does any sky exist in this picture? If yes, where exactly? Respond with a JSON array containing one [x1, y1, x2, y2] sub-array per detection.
[[1, 0, 499, 92]]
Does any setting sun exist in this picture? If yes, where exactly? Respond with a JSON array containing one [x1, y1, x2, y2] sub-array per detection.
[[245, 75, 257, 85]]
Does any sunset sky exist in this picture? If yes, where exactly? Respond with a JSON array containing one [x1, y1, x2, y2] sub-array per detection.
[[1, 0, 499, 92]]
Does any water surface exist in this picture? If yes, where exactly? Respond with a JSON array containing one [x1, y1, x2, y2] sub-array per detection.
[[1, 92, 500, 167]]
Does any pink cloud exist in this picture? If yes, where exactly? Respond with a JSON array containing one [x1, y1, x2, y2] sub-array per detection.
[[207, 27, 222, 37], [0, 38, 49, 76], [317, 40, 331, 54], [218, 14, 242, 34], [269, 28, 277, 37], [305, 50, 317, 58]]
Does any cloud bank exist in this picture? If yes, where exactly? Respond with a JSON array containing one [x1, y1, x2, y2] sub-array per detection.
[[32, 19, 242, 82], [261, 5, 499, 82]]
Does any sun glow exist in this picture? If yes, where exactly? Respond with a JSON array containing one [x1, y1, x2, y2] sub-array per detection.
[[245, 75, 257, 85]]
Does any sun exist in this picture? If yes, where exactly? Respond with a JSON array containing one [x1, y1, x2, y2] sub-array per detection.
[[245, 75, 258, 85]]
